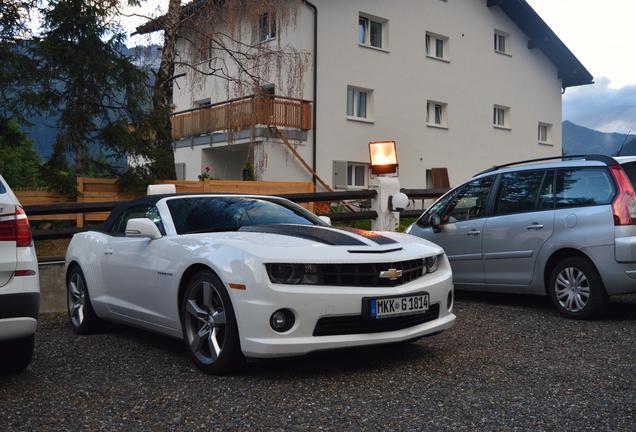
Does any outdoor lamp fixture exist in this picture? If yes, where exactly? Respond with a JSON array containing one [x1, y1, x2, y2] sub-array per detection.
[[369, 140, 398, 175]]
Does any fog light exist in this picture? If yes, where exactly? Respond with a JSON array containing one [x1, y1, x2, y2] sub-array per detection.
[[270, 309, 295, 333], [447, 289, 454, 312]]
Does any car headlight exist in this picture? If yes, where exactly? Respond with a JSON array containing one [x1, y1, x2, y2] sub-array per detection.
[[266, 264, 321, 285], [426, 254, 442, 273]]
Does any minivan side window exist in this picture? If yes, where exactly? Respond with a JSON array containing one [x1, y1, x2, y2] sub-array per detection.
[[494, 170, 546, 216], [427, 176, 494, 225], [537, 170, 555, 210], [555, 168, 615, 209]]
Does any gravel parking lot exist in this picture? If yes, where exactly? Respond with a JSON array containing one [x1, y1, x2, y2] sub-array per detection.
[[1, 293, 634, 431]]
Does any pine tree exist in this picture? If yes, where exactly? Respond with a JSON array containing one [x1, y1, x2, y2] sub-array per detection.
[[35, 0, 152, 179]]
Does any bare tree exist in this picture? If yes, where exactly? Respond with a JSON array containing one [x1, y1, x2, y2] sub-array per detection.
[[139, 0, 310, 180]]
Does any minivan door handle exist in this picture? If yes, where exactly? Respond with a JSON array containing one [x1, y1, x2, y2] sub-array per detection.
[[104, 248, 114, 256], [467, 230, 481, 237], [526, 223, 544, 230]]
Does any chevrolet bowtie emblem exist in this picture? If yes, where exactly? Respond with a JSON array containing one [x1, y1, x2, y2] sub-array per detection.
[[379, 268, 402, 280]]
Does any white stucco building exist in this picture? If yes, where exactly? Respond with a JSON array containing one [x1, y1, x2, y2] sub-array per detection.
[[137, 0, 592, 189]]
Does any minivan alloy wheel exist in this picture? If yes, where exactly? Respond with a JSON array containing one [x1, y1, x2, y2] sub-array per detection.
[[555, 267, 590, 313], [184, 281, 227, 365]]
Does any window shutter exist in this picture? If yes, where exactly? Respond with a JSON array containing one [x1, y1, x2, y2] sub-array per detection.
[[333, 160, 348, 189]]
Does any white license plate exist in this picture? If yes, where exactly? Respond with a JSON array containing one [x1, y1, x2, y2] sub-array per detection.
[[368, 294, 430, 319]]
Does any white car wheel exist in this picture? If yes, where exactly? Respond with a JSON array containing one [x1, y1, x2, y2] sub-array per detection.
[[66, 266, 101, 334], [180, 270, 243, 374]]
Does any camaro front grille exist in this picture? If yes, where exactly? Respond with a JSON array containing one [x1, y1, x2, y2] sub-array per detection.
[[313, 304, 440, 336], [319, 258, 425, 287]]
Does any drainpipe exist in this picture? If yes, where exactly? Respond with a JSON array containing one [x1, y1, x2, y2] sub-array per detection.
[[304, 0, 318, 188]]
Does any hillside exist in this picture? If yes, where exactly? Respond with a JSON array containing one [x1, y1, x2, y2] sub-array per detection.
[[562, 120, 632, 156]]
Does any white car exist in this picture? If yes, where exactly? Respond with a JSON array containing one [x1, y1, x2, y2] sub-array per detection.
[[65, 194, 456, 374], [0, 175, 39, 373]]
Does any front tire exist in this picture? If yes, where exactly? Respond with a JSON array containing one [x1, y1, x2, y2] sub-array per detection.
[[0, 335, 34, 373], [548, 257, 609, 319], [67, 266, 102, 334], [180, 270, 243, 375]]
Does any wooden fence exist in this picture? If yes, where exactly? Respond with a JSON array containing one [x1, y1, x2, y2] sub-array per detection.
[[16, 177, 314, 227]]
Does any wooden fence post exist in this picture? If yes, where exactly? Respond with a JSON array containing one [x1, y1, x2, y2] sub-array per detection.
[[76, 177, 85, 228]]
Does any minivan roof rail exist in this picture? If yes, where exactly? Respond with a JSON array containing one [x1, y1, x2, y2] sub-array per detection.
[[474, 154, 619, 177]]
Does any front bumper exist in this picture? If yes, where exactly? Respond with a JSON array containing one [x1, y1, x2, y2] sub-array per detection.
[[232, 267, 455, 358]]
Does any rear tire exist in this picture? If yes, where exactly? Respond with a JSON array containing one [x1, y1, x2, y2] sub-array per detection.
[[66, 265, 102, 334], [180, 270, 244, 375], [548, 257, 609, 319], [0, 335, 34, 373]]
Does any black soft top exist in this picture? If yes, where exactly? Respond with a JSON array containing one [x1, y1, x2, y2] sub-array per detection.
[[99, 193, 285, 232]]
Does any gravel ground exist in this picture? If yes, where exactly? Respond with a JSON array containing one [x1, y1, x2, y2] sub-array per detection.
[[1, 293, 635, 431]]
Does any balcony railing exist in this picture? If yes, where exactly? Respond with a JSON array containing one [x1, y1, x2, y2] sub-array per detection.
[[171, 95, 312, 140]]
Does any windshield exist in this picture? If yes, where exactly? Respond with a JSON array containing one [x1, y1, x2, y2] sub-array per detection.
[[167, 197, 323, 234]]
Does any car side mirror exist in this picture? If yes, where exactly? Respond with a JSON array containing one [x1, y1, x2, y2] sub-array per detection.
[[318, 215, 332, 226], [428, 213, 442, 233], [125, 218, 162, 240]]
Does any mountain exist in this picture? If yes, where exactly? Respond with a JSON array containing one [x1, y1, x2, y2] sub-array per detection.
[[562, 120, 632, 156]]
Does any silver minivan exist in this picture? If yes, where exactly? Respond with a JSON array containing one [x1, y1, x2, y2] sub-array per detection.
[[406, 155, 636, 319]]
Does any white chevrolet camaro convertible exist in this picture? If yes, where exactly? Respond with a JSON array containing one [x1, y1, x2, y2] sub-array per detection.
[[65, 193, 456, 374]]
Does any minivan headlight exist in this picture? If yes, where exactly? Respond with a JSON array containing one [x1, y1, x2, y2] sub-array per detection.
[[426, 254, 442, 273]]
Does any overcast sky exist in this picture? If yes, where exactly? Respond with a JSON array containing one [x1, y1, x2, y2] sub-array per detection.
[[527, 0, 636, 134], [124, 0, 636, 134]]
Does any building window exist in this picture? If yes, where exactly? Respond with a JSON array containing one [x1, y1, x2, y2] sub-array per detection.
[[347, 162, 368, 188], [426, 101, 448, 128], [493, 105, 511, 129], [358, 14, 386, 49], [258, 12, 276, 42], [333, 160, 368, 189], [425, 32, 449, 61], [494, 30, 508, 54], [198, 38, 214, 62], [347, 86, 371, 120], [538, 122, 552, 144]]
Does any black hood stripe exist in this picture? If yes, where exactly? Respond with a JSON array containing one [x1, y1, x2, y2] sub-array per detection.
[[338, 227, 398, 245], [238, 224, 397, 246]]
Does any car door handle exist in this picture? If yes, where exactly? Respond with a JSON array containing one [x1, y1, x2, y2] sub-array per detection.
[[466, 230, 481, 237], [104, 248, 114, 256], [526, 224, 544, 230]]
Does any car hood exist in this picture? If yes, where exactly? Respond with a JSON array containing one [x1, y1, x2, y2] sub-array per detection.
[[180, 224, 444, 262]]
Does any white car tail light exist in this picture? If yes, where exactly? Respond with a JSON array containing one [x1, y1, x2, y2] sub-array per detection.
[[0, 206, 33, 247]]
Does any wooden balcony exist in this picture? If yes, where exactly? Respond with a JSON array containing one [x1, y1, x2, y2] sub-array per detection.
[[171, 95, 312, 140]]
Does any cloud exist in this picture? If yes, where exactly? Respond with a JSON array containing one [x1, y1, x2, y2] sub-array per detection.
[[564, 78, 636, 134]]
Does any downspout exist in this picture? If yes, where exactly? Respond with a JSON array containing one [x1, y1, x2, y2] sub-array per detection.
[[304, 0, 318, 188]]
